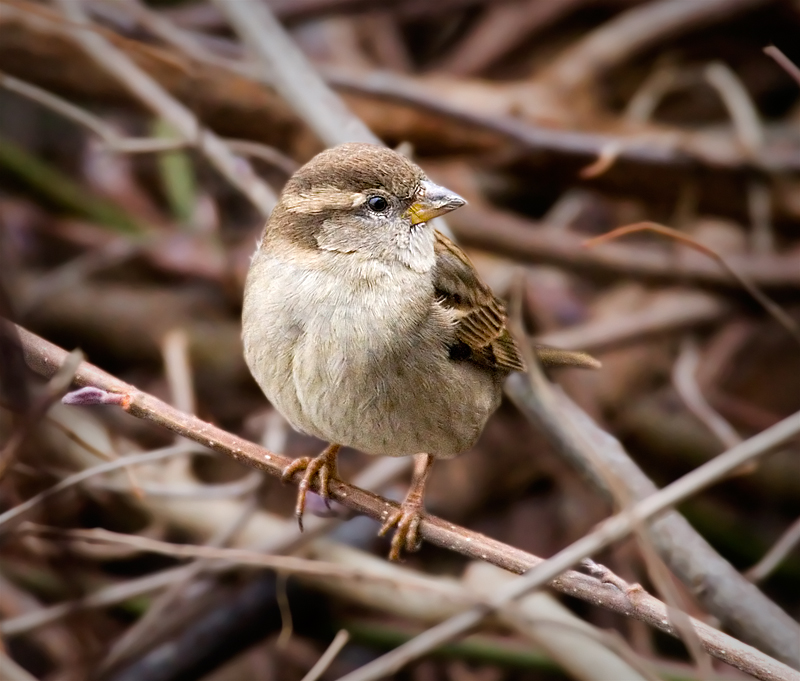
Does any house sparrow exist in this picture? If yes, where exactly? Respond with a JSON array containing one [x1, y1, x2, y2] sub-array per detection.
[[242, 143, 596, 560]]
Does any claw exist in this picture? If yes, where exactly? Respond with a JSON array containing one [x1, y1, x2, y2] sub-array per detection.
[[379, 503, 424, 561], [377, 453, 434, 561], [281, 444, 340, 531]]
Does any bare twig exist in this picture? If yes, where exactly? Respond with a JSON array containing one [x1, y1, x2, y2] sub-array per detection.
[[50, 0, 276, 217], [97, 494, 260, 673], [336, 390, 800, 681], [0, 443, 193, 530], [162, 328, 195, 418], [625, 63, 687, 123], [745, 515, 800, 584], [764, 45, 800, 89], [87, 474, 262, 500], [0, 457, 410, 641], [17, 524, 441, 583], [7, 1, 800, 174], [211, 0, 378, 148], [583, 222, 800, 344], [504, 374, 800, 669], [301, 629, 351, 681], [516, 304, 714, 679], [12, 324, 800, 680], [534, 290, 729, 354], [450, 206, 800, 289], [673, 336, 743, 449], [539, 0, 769, 96], [464, 562, 655, 681], [0, 564, 196, 637], [702, 61, 775, 253], [0, 70, 181, 153], [93, 0, 800, 176], [0, 70, 296, 173], [704, 61, 764, 158]]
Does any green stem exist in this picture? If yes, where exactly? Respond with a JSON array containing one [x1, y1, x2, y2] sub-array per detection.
[[0, 134, 144, 234]]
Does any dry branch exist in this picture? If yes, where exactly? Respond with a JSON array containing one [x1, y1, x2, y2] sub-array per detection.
[[450, 206, 800, 289], [538, 0, 770, 96], [338, 375, 800, 681], [49, 0, 276, 218], [4, 1, 800, 677], [534, 290, 729, 353], [10, 323, 798, 681], [5, 0, 800, 174]]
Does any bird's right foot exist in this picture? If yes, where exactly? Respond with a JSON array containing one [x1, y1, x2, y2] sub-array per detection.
[[281, 443, 341, 531]]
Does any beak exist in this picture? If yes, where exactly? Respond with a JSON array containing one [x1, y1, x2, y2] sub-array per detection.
[[407, 180, 466, 225]]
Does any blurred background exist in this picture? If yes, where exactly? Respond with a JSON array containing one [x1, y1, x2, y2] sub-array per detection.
[[1, 0, 800, 679]]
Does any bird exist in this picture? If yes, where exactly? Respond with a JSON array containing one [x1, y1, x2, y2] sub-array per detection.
[[242, 142, 598, 560]]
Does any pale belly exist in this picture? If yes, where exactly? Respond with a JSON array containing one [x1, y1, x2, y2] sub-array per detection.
[[242, 249, 502, 458]]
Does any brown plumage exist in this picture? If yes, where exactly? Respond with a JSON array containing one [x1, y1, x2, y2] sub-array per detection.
[[242, 142, 597, 560], [433, 231, 525, 373]]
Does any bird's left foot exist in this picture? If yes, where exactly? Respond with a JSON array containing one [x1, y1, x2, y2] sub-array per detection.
[[378, 453, 434, 561], [379, 499, 424, 562], [281, 443, 340, 531]]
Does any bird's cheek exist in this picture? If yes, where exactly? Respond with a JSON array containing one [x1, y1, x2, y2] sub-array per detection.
[[315, 219, 366, 254]]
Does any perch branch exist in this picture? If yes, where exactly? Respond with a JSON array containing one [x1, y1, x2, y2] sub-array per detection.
[[11, 323, 798, 681], [337, 371, 800, 681]]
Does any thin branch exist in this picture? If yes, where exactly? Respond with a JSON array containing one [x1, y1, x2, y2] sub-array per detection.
[[17, 524, 439, 584], [97, 494, 260, 674], [12, 323, 800, 680], [50, 0, 276, 217], [704, 61, 764, 157], [0, 71, 296, 175], [301, 629, 351, 681], [0, 564, 195, 637], [87, 474, 262, 500], [539, 0, 769, 95], [211, 0, 378, 148], [583, 222, 800, 344], [745, 515, 800, 583], [1, 458, 409, 641], [336, 390, 800, 681], [702, 61, 776, 253], [673, 336, 743, 449], [114, 0, 797, 175], [8, 0, 800, 175], [515, 301, 714, 678], [0, 443, 193, 530], [534, 290, 729, 354], [449, 207, 800, 289], [504, 374, 800, 669], [764, 45, 800, 89], [0, 70, 180, 153]]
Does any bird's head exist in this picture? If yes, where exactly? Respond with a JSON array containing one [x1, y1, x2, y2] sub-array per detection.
[[270, 143, 465, 272]]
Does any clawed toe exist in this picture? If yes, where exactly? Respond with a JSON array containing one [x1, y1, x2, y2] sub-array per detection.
[[281, 444, 340, 531], [379, 505, 424, 561], [281, 457, 311, 484]]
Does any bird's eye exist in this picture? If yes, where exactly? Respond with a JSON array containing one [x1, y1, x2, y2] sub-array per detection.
[[367, 195, 388, 212]]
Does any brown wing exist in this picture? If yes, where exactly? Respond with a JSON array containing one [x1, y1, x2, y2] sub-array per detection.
[[433, 230, 525, 373]]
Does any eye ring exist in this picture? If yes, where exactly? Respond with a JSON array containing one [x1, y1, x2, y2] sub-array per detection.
[[367, 195, 388, 212]]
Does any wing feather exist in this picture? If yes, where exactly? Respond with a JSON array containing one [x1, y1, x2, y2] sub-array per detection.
[[433, 231, 525, 373]]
